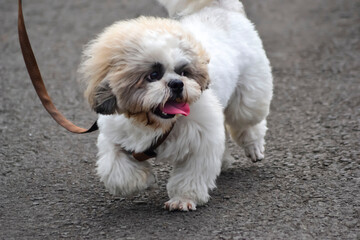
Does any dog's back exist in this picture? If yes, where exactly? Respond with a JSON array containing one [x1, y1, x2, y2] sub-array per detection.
[[158, 0, 245, 17], [159, 0, 273, 164]]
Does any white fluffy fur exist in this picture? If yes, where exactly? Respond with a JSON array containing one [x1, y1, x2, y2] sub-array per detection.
[[97, 90, 225, 209], [175, 0, 273, 162], [91, 0, 272, 211]]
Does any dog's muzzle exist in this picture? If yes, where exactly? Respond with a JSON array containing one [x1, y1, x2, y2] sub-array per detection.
[[152, 79, 190, 119]]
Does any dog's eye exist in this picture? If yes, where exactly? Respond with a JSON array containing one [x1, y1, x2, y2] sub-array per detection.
[[175, 63, 190, 77], [147, 71, 160, 82], [181, 71, 189, 77]]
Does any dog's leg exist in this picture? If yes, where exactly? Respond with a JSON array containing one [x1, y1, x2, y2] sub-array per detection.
[[161, 92, 225, 211], [221, 129, 235, 171], [227, 120, 268, 162], [164, 146, 223, 211], [96, 133, 156, 196], [224, 66, 272, 162]]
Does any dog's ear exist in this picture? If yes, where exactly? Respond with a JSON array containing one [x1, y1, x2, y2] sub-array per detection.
[[92, 81, 117, 115]]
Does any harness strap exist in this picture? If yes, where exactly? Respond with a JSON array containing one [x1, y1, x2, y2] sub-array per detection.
[[132, 124, 174, 161]]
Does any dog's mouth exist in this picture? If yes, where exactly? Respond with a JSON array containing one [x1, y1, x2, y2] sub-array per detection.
[[152, 101, 190, 119]]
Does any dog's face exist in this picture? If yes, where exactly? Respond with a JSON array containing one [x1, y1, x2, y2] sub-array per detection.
[[79, 17, 210, 131]]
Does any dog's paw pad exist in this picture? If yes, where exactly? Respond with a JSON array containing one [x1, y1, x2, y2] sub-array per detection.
[[245, 142, 265, 162], [164, 198, 196, 211]]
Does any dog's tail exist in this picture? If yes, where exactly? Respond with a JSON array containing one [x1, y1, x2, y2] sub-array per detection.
[[158, 0, 246, 17]]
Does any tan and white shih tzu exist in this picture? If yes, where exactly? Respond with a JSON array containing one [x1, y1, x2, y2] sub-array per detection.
[[78, 0, 273, 211]]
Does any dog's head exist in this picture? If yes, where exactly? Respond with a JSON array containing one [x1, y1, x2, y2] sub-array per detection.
[[79, 17, 210, 131]]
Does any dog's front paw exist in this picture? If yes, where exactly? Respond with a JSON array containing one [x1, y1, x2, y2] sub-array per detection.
[[244, 140, 265, 162], [164, 198, 197, 212], [97, 152, 156, 196], [222, 151, 235, 171]]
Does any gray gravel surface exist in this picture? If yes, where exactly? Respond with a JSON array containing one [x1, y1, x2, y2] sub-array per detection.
[[1, 0, 359, 239]]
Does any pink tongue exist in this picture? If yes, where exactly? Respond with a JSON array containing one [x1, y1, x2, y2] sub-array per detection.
[[161, 102, 190, 116]]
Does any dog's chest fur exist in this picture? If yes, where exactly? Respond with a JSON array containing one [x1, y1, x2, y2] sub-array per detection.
[[97, 89, 224, 163]]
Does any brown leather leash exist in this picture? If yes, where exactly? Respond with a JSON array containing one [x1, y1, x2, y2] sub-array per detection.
[[17, 0, 172, 161], [17, 0, 98, 134]]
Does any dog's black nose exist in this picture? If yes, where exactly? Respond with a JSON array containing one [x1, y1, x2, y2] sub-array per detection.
[[168, 79, 184, 93]]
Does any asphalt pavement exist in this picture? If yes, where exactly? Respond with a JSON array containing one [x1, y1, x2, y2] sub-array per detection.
[[1, 0, 359, 239]]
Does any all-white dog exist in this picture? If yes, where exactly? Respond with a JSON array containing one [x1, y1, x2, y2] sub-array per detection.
[[78, 0, 273, 211]]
